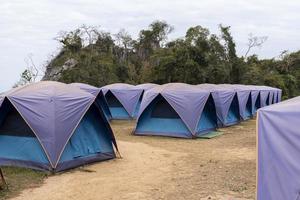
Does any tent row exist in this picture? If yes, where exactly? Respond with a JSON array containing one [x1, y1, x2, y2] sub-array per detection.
[[133, 83, 282, 138], [0, 81, 281, 172], [100, 83, 281, 123]]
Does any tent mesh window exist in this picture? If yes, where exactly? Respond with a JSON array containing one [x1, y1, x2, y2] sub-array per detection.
[[0, 99, 35, 137], [151, 96, 180, 119], [105, 91, 123, 107]]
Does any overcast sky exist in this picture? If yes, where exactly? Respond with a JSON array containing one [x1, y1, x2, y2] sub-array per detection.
[[1, 0, 300, 92]]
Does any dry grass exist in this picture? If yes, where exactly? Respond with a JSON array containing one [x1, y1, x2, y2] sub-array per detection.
[[0, 167, 47, 200]]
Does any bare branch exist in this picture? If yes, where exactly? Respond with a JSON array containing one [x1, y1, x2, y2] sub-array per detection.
[[245, 33, 268, 58]]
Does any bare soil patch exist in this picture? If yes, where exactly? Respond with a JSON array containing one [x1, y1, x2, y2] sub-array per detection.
[[10, 119, 256, 200]]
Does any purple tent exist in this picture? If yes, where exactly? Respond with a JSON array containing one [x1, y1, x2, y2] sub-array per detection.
[[278, 89, 282, 102], [101, 83, 142, 119], [273, 88, 282, 103], [246, 85, 281, 113], [70, 82, 101, 96], [219, 84, 252, 120], [197, 84, 240, 126], [101, 83, 157, 119], [254, 86, 272, 107], [134, 83, 217, 138], [257, 97, 300, 200], [273, 88, 281, 103], [273, 88, 278, 103], [239, 85, 260, 115], [268, 87, 281, 104], [69, 83, 112, 120], [0, 81, 118, 172], [134, 83, 158, 90], [264, 86, 277, 105], [268, 90, 274, 105]]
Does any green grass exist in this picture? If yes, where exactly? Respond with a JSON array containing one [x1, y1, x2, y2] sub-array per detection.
[[0, 167, 48, 200], [198, 131, 224, 139]]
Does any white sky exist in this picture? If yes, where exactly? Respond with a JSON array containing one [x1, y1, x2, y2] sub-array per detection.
[[1, 0, 300, 92]]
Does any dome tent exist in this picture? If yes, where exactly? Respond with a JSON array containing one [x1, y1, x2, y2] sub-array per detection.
[[69, 83, 112, 120], [0, 81, 118, 172], [101, 83, 157, 120], [102, 83, 141, 119], [243, 85, 270, 115], [244, 85, 261, 115], [219, 84, 253, 120], [133, 83, 158, 117], [277, 89, 282, 102], [268, 86, 282, 104], [197, 84, 241, 127], [134, 83, 158, 90], [257, 96, 300, 200], [255, 86, 271, 107], [272, 88, 278, 104], [134, 83, 217, 138]]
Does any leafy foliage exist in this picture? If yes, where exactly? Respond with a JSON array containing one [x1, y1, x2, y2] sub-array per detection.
[[44, 21, 300, 99]]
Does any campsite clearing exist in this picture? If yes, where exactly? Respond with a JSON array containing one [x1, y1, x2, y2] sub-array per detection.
[[4, 119, 256, 200]]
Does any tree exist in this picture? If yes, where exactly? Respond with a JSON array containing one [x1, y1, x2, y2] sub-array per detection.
[[244, 33, 268, 58], [14, 54, 41, 87], [40, 20, 300, 99], [137, 20, 173, 60], [55, 29, 82, 53]]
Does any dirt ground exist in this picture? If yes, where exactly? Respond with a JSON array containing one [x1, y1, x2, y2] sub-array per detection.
[[11, 119, 256, 200]]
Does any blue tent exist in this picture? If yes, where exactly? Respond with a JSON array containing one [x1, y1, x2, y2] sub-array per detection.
[[101, 83, 157, 120], [269, 87, 282, 104], [134, 83, 217, 138], [197, 84, 241, 127], [246, 86, 267, 115], [254, 86, 272, 107], [133, 83, 158, 117], [219, 84, 253, 120], [251, 89, 261, 115], [0, 82, 118, 172], [232, 85, 260, 118], [70, 83, 112, 121]]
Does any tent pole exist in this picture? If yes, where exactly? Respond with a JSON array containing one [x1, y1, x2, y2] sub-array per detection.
[[116, 150, 122, 159]]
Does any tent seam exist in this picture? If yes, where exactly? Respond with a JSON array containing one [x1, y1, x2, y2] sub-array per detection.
[[53, 95, 97, 168], [193, 94, 211, 136], [110, 90, 132, 117], [161, 94, 194, 136]]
